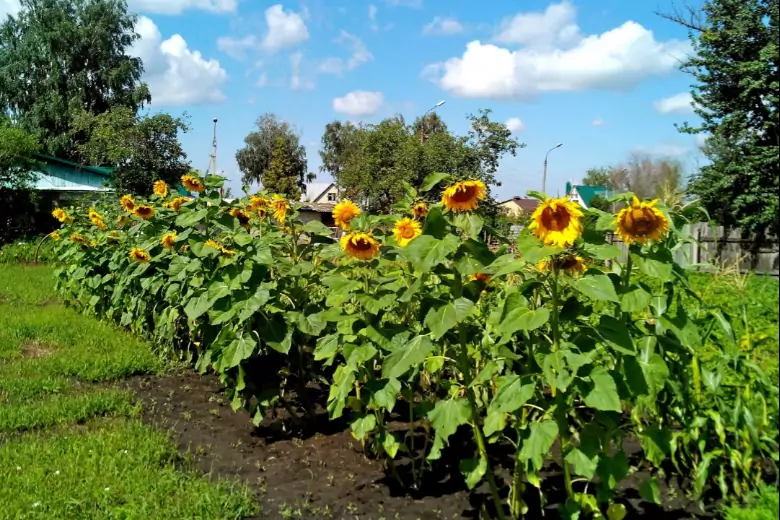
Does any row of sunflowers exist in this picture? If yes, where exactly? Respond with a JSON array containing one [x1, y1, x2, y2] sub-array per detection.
[[50, 172, 777, 519]]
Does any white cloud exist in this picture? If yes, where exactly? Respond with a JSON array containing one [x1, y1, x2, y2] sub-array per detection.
[[653, 92, 695, 114], [369, 4, 378, 21], [333, 91, 384, 116], [423, 16, 463, 35], [386, 0, 422, 7], [132, 16, 227, 106], [505, 117, 525, 133], [318, 31, 373, 76], [217, 4, 308, 58], [424, 1, 689, 100], [694, 133, 709, 147], [128, 0, 237, 14], [290, 52, 314, 90], [591, 118, 605, 127]]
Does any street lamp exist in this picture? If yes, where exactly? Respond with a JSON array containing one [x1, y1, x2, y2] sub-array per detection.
[[542, 142, 563, 194], [420, 100, 446, 144]]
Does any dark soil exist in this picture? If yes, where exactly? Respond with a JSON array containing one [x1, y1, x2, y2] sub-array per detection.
[[126, 372, 712, 520]]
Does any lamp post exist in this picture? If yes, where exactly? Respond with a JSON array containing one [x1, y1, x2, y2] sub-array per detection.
[[542, 142, 563, 194], [420, 100, 446, 145]]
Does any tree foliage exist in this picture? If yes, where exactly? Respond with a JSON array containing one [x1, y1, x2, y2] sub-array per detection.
[[0, 0, 150, 160], [236, 113, 310, 196], [583, 157, 684, 199], [663, 0, 779, 235], [264, 137, 306, 200], [0, 118, 40, 189], [70, 107, 190, 196]]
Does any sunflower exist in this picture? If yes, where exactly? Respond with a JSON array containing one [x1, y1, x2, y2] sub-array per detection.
[[205, 239, 234, 256], [537, 255, 586, 276], [134, 205, 155, 220], [161, 232, 177, 249], [441, 180, 487, 213], [163, 196, 190, 211], [470, 272, 492, 284], [229, 208, 252, 229], [615, 196, 670, 246], [107, 231, 120, 241], [411, 201, 429, 219], [52, 208, 70, 223], [248, 196, 269, 211], [50, 232, 61, 241], [256, 207, 269, 219], [181, 174, 205, 193], [340, 232, 380, 260], [70, 233, 89, 245], [120, 195, 136, 212], [271, 196, 290, 224], [393, 217, 422, 247], [332, 200, 361, 230], [89, 208, 107, 230], [153, 180, 168, 198], [129, 248, 151, 263], [528, 197, 583, 248]]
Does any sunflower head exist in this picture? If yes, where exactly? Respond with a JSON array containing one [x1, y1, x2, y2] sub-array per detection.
[[271, 196, 290, 224], [537, 254, 586, 276], [153, 180, 169, 198], [340, 232, 380, 260], [89, 208, 107, 230], [256, 207, 269, 219], [181, 174, 205, 193], [205, 239, 222, 251], [50, 232, 61, 241], [52, 208, 70, 223], [442, 180, 487, 213], [229, 208, 252, 229], [615, 196, 670, 246], [248, 196, 269, 211], [392, 217, 422, 247], [411, 201, 429, 218], [129, 248, 151, 263], [332, 200, 361, 230], [134, 205, 155, 220], [70, 233, 89, 245], [163, 196, 190, 211], [470, 272, 492, 284], [120, 195, 136, 212], [528, 197, 584, 248], [161, 232, 177, 249]]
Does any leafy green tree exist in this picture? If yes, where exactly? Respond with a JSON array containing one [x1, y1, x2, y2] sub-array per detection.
[[0, 118, 40, 189], [70, 107, 190, 196], [0, 0, 150, 160], [582, 167, 614, 189], [236, 113, 310, 194], [264, 137, 305, 200], [319, 120, 359, 183], [661, 0, 779, 235]]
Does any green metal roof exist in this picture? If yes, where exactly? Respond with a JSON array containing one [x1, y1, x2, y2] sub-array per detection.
[[575, 185, 608, 207], [33, 153, 113, 177]]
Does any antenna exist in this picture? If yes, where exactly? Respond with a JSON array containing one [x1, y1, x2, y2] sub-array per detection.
[[208, 118, 221, 196]]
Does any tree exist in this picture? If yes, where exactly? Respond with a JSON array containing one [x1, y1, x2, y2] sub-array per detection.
[[584, 158, 684, 199], [319, 121, 359, 182], [70, 107, 190, 196], [660, 0, 779, 236], [582, 167, 614, 189], [236, 113, 310, 195], [264, 137, 305, 200], [0, 118, 40, 189], [0, 0, 150, 160]]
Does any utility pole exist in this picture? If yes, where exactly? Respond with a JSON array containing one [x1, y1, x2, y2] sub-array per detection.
[[208, 118, 220, 195], [420, 100, 446, 145], [542, 142, 563, 194]]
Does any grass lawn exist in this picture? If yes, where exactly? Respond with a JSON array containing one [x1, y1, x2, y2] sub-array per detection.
[[0, 264, 258, 519]]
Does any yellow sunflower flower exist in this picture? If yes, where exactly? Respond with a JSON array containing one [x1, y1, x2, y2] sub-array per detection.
[[220, 246, 236, 256], [537, 255, 586, 276], [120, 195, 136, 212], [89, 208, 107, 230], [271, 196, 290, 224], [229, 208, 252, 229], [528, 197, 583, 248], [50, 232, 61, 241], [393, 217, 422, 247], [129, 248, 151, 263], [340, 232, 380, 260], [161, 232, 177, 249], [52, 208, 70, 223], [248, 196, 269, 210], [470, 272, 492, 284], [70, 233, 89, 245], [181, 174, 205, 193], [134, 205, 155, 220], [441, 180, 487, 213], [163, 196, 190, 211], [332, 200, 361, 230], [615, 196, 670, 246], [411, 201, 429, 218], [205, 239, 234, 256], [153, 180, 168, 198], [256, 207, 269, 219]]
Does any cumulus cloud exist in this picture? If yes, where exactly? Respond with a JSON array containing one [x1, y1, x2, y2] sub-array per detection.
[[591, 118, 605, 127], [319, 31, 373, 76], [333, 91, 384, 116], [424, 1, 689, 100], [654, 92, 695, 114], [132, 16, 227, 106], [128, 0, 237, 14], [290, 52, 314, 90], [505, 117, 525, 133], [217, 4, 308, 58], [423, 16, 463, 35]]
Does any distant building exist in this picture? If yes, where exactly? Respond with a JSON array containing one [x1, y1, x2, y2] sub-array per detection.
[[301, 182, 339, 204], [29, 153, 113, 203], [299, 182, 339, 228], [565, 181, 609, 209], [497, 196, 539, 218]]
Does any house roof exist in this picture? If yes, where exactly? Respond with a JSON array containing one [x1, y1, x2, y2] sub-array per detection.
[[498, 197, 540, 213], [33, 153, 113, 177], [570, 184, 608, 207], [300, 202, 335, 213], [301, 182, 335, 202]]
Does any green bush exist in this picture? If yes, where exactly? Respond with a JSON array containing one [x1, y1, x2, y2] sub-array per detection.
[[722, 484, 780, 520], [0, 235, 59, 264]]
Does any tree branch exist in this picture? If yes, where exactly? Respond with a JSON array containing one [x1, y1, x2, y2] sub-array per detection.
[[655, 0, 705, 32]]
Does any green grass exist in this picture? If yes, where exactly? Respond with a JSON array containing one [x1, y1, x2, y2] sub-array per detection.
[[0, 419, 258, 519], [0, 265, 259, 518], [722, 484, 780, 520]]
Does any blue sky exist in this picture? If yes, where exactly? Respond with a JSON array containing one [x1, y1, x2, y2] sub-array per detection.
[[2, 0, 707, 199]]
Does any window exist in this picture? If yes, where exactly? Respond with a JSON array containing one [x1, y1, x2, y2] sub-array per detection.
[[327, 192, 337, 202]]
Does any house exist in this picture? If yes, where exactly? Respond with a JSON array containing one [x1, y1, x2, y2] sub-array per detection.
[[565, 181, 609, 209], [497, 197, 539, 219], [29, 153, 113, 203], [301, 182, 339, 204], [299, 182, 339, 229]]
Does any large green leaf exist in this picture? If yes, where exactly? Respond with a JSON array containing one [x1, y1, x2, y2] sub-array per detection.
[[327, 365, 355, 419], [428, 398, 471, 443], [598, 315, 636, 354], [366, 378, 401, 412], [573, 274, 619, 302], [499, 294, 550, 335], [583, 243, 622, 260], [424, 298, 475, 339], [635, 251, 673, 282], [620, 285, 651, 313], [314, 333, 339, 362], [401, 234, 460, 272], [637, 338, 669, 396], [381, 335, 434, 379], [303, 219, 334, 236], [583, 368, 622, 412], [175, 208, 208, 227], [350, 414, 377, 440], [519, 420, 559, 470], [489, 375, 535, 414], [207, 280, 231, 302], [565, 447, 599, 480], [640, 426, 670, 466], [183, 293, 211, 320], [419, 172, 450, 192], [460, 457, 487, 490], [221, 332, 257, 368]]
